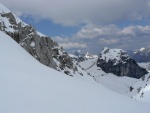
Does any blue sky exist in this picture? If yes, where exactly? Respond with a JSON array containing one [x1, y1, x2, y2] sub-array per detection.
[[21, 14, 150, 37], [20, 16, 81, 37], [1, 0, 150, 54]]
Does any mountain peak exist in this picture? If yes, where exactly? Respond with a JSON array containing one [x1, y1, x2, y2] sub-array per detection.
[[100, 47, 129, 65], [97, 48, 148, 78], [140, 47, 145, 51], [0, 3, 76, 76]]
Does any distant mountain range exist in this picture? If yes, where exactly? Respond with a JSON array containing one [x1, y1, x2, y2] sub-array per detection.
[[69, 50, 98, 62], [129, 46, 150, 62]]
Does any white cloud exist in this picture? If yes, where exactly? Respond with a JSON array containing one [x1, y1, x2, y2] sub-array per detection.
[[59, 42, 87, 49], [52, 36, 87, 50], [56, 24, 150, 53], [1, 0, 150, 26], [76, 24, 118, 38], [75, 24, 150, 39], [118, 25, 150, 37], [13, 10, 23, 17], [118, 26, 136, 36], [53, 36, 69, 42], [99, 38, 120, 45]]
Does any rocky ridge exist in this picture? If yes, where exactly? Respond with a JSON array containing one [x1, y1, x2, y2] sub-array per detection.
[[97, 47, 148, 79], [0, 3, 79, 76]]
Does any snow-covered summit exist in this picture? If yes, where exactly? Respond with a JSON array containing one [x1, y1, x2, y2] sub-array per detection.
[[0, 3, 79, 76], [0, 3, 26, 25], [97, 47, 148, 78], [72, 50, 85, 57], [85, 52, 98, 59], [140, 47, 145, 52], [71, 50, 98, 62], [99, 47, 130, 65]]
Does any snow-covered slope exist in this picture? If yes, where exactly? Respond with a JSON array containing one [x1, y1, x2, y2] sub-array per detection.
[[79, 57, 150, 103], [129, 73, 150, 103], [138, 62, 150, 72], [0, 30, 149, 113], [134, 82, 150, 103], [79, 58, 138, 95]]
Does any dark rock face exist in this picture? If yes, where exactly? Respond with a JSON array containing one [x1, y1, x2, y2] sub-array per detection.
[[0, 11, 74, 72], [97, 48, 148, 79]]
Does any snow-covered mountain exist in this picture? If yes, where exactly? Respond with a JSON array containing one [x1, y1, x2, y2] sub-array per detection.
[[77, 48, 150, 99], [131, 46, 150, 62], [1, 3, 150, 112], [1, 24, 150, 113], [0, 3, 81, 76], [79, 58, 137, 95], [97, 47, 148, 78], [72, 50, 85, 57], [79, 56, 150, 102], [85, 52, 98, 59], [70, 50, 98, 62]]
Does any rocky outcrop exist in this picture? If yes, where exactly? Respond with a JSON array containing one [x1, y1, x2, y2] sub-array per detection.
[[97, 47, 148, 79], [0, 11, 74, 74]]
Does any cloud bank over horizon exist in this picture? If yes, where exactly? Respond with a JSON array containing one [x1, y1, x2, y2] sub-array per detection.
[[52, 24, 150, 54]]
